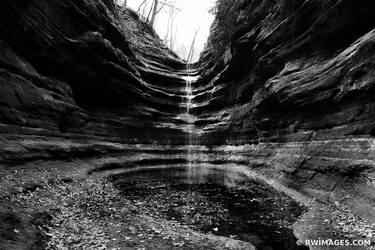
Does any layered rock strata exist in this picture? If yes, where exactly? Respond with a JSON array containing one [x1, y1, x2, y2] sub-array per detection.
[[194, 0, 375, 223], [0, 0, 374, 231], [0, 0, 190, 153]]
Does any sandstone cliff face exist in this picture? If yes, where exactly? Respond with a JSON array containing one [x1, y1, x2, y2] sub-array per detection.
[[196, 0, 375, 222], [0, 0, 194, 164], [0, 0, 188, 148], [0, 0, 374, 227]]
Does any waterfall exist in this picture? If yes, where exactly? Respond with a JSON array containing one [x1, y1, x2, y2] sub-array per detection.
[[178, 64, 201, 183], [186, 67, 195, 183], [179, 69, 239, 187], [185, 67, 194, 163]]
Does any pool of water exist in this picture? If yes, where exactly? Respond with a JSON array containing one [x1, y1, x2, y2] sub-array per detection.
[[110, 165, 309, 250]]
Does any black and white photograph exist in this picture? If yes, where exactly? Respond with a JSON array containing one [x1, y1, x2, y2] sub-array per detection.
[[0, 0, 374, 249]]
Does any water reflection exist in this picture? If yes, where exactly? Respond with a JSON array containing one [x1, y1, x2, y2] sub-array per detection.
[[110, 164, 309, 250]]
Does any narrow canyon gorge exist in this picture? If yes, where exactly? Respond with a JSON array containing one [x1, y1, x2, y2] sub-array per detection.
[[0, 0, 375, 249]]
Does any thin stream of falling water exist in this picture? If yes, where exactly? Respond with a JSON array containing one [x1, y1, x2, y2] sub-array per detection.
[[181, 67, 235, 185], [185, 64, 194, 167], [184, 63, 201, 183]]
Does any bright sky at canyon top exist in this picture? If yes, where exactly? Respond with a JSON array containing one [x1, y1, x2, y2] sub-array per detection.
[[126, 0, 216, 62]]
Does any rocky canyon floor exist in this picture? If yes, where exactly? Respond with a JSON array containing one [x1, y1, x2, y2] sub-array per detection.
[[1, 145, 374, 250], [1, 0, 375, 249]]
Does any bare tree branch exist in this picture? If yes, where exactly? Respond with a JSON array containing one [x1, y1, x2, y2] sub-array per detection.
[[187, 28, 200, 63], [149, 0, 159, 27], [137, 0, 148, 14]]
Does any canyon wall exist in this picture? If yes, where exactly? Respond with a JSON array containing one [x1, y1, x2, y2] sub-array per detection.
[[195, 0, 375, 222], [0, 0, 191, 164], [0, 0, 374, 225]]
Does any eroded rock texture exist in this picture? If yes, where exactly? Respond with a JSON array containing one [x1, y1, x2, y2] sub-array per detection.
[[195, 0, 375, 222], [0, 0, 188, 149], [0, 0, 374, 227], [0, 0, 195, 165]]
